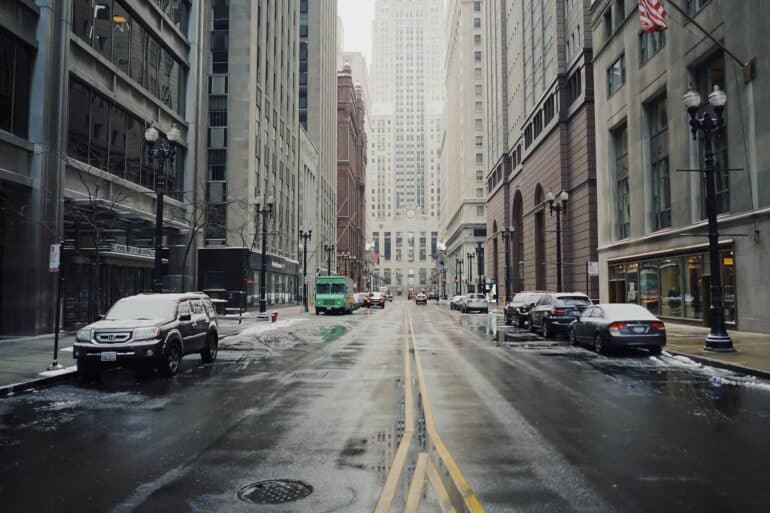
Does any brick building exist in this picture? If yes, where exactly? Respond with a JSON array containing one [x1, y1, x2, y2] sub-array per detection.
[[337, 64, 368, 290], [484, 0, 598, 302]]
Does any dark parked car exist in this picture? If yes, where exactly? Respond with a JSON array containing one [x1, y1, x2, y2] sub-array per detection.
[[569, 303, 666, 355], [528, 292, 591, 339], [73, 293, 219, 378], [504, 292, 545, 327]]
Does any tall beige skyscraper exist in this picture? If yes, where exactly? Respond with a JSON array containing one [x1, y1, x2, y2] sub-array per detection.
[[367, 0, 445, 292]]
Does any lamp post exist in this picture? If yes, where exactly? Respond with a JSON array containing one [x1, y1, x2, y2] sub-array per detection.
[[476, 242, 484, 295], [466, 251, 474, 293], [684, 85, 734, 352], [324, 243, 335, 276], [546, 189, 569, 293], [502, 227, 513, 303], [340, 252, 350, 277], [256, 197, 274, 313], [300, 229, 312, 312], [144, 124, 180, 293]]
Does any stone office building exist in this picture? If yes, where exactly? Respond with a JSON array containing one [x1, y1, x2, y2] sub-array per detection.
[[1, 0, 202, 334], [592, 0, 770, 333], [484, 0, 599, 302]]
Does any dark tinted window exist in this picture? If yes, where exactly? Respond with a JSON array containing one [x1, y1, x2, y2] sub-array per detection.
[[72, 0, 93, 43], [146, 38, 160, 96], [112, 2, 131, 73], [108, 104, 126, 175], [130, 22, 147, 86], [67, 80, 91, 160], [89, 92, 109, 166], [317, 284, 330, 294], [556, 296, 591, 307], [331, 283, 346, 293], [92, 1, 113, 60], [0, 28, 33, 138], [125, 115, 143, 183]]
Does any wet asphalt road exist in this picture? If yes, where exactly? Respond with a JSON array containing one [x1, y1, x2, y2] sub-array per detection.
[[1, 301, 770, 512]]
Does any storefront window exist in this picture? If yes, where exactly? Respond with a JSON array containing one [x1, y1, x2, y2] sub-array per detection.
[[722, 249, 736, 323], [659, 257, 683, 318], [625, 262, 639, 304], [639, 260, 660, 314], [684, 254, 705, 320]]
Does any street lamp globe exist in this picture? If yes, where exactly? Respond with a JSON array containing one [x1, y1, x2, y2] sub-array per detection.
[[708, 85, 727, 108], [144, 125, 159, 143], [559, 190, 569, 203], [682, 88, 702, 111], [545, 190, 555, 204], [166, 123, 182, 144]]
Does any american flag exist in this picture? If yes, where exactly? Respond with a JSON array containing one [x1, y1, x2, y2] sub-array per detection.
[[638, 0, 668, 32], [369, 248, 380, 265]]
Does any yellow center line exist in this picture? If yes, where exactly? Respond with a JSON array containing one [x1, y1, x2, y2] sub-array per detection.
[[373, 305, 415, 513], [403, 452, 429, 513], [426, 459, 458, 513], [408, 309, 487, 513]]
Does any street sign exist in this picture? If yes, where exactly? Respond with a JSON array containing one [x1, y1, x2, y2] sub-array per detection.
[[48, 243, 61, 272], [587, 261, 600, 276]]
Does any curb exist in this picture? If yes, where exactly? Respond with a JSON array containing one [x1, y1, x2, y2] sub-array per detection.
[[0, 367, 78, 398], [666, 350, 770, 380]]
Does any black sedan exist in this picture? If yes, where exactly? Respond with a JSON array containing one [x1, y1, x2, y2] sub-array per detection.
[[529, 293, 592, 339], [504, 292, 544, 328], [569, 303, 666, 355]]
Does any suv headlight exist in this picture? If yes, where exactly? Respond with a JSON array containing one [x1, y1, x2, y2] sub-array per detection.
[[134, 327, 160, 341], [76, 329, 92, 342]]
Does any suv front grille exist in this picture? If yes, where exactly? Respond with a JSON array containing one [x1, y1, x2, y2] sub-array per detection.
[[94, 331, 132, 344]]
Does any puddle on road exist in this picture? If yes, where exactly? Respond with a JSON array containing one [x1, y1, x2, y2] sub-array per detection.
[[318, 325, 347, 343]]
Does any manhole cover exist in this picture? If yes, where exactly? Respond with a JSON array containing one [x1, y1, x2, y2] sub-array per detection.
[[238, 479, 313, 504]]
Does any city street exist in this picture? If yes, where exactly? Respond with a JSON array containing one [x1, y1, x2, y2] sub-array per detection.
[[1, 301, 770, 512]]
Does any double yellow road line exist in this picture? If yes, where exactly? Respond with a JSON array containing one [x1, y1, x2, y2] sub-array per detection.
[[373, 308, 486, 513]]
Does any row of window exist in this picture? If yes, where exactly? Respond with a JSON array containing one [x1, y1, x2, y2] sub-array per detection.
[[67, 79, 185, 200], [0, 27, 32, 138], [72, 0, 187, 115]]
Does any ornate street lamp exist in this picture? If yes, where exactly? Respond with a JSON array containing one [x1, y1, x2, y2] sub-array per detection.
[[502, 226, 513, 303], [466, 251, 475, 293], [144, 123, 181, 293], [256, 196, 274, 313], [299, 229, 312, 312], [324, 242, 335, 276], [546, 189, 569, 293], [475, 241, 484, 295], [684, 85, 734, 352]]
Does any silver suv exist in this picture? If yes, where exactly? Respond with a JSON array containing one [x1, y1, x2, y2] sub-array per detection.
[[461, 293, 489, 314]]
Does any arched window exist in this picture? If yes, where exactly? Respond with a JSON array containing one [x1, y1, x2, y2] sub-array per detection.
[[512, 190, 524, 291]]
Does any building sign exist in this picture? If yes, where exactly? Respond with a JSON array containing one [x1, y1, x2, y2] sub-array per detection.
[[271, 260, 286, 270], [587, 261, 600, 276], [49, 243, 61, 272], [111, 244, 155, 259]]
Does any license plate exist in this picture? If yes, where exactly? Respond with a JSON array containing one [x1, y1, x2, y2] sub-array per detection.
[[632, 326, 646, 334], [100, 352, 117, 362]]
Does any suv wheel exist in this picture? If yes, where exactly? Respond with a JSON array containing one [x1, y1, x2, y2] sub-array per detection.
[[201, 332, 218, 363], [517, 316, 526, 329], [159, 341, 182, 377]]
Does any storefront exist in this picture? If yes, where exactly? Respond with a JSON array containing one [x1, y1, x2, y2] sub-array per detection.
[[198, 248, 299, 307], [607, 242, 736, 325]]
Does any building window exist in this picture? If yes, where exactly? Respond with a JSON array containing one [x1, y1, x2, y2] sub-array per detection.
[[640, 30, 665, 65], [384, 232, 391, 261], [475, 153, 483, 164], [695, 51, 729, 216], [475, 135, 483, 147], [648, 96, 671, 230], [603, 8, 612, 40], [0, 28, 33, 138], [567, 70, 582, 105], [474, 51, 482, 62], [474, 67, 482, 80], [687, 0, 712, 15], [473, 1, 481, 12], [476, 205, 484, 217], [473, 18, 481, 29], [474, 34, 481, 44], [607, 54, 626, 96], [613, 125, 630, 239], [614, 0, 625, 27]]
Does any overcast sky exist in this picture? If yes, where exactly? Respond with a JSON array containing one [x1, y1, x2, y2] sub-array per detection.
[[338, 0, 375, 65]]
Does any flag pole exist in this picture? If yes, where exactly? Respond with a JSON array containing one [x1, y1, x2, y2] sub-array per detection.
[[664, 0, 755, 81]]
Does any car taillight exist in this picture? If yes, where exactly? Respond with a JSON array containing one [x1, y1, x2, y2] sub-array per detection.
[[608, 321, 627, 333], [518, 307, 528, 312], [651, 321, 665, 330], [551, 308, 565, 317]]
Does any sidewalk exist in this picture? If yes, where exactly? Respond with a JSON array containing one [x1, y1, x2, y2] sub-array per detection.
[[0, 303, 309, 396], [665, 322, 770, 379]]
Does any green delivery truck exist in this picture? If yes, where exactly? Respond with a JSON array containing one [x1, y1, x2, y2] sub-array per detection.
[[315, 275, 355, 315]]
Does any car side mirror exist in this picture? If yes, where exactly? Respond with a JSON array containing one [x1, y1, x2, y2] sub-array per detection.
[[179, 313, 191, 321], [98, 314, 105, 320], [529, 303, 535, 308]]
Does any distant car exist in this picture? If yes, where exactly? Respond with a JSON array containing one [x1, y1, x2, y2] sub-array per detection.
[[368, 292, 386, 308], [386, 293, 394, 302], [73, 293, 219, 378], [427, 291, 438, 300], [449, 295, 465, 310], [462, 293, 488, 314], [529, 292, 592, 339], [504, 292, 545, 328], [569, 303, 666, 355], [415, 293, 428, 305], [353, 292, 366, 310]]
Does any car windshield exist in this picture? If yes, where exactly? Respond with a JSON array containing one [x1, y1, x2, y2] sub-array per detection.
[[469, 294, 485, 299], [105, 297, 177, 321], [513, 293, 534, 303], [555, 296, 591, 307], [332, 283, 346, 293]]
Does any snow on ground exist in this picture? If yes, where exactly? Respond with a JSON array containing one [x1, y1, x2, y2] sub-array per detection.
[[236, 317, 306, 338]]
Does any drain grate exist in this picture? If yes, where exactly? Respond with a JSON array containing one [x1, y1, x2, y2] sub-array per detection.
[[238, 479, 313, 504]]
